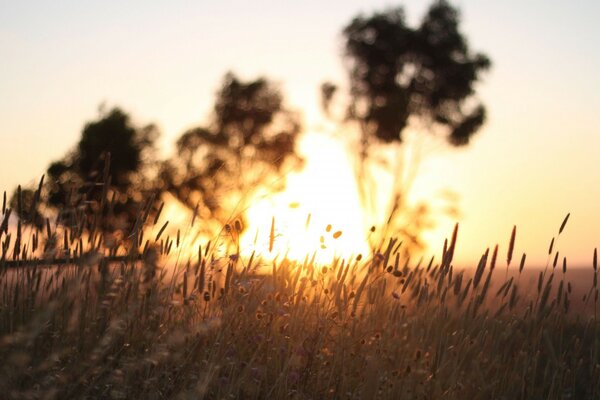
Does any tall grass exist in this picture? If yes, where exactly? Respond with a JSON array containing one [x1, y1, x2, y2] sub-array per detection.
[[0, 191, 598, 399]]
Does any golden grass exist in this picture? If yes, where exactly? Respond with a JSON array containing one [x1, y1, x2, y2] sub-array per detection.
[[0, 202, 599, 399]]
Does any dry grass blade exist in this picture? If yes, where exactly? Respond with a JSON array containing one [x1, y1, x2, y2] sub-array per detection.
[[153, 201, 165, 225], [0, 208, 11, 234], [16, 185, 22, 217], [28, 175, 44, 220], [445, 223, 459, 266], [155, 221, 169, 241], [519, 253, 526, 273], [507, 225, 516, 267], [269, 216, 275, 252], [352, 271, 370, 316], [191, 202, 199, 227], [490, 244, 498, 271], [559, 212, 570, 235], [474, 249, 488, 288]]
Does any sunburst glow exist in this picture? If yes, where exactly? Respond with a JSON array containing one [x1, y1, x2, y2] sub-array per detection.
[[240, 132, 370, 262]]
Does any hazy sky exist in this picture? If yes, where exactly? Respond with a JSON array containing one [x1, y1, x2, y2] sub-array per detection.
[[1, 1, 599, 266]]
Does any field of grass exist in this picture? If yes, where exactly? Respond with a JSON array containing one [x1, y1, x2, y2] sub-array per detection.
[[1, 206, 599, 399]]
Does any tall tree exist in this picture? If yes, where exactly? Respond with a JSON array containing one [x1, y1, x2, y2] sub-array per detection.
[[160, 72, 302, 234], [344, 1, 490, 146], [42, 107, 160, 233], [335, 0, 490, 251]]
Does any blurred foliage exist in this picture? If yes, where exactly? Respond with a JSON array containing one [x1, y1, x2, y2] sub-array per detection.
[[159, 72, 303, 233], [342, 0, 490, 146], [12, 73, 302, 239], [12, 107, 160, 234], [9, 185, 45, 229], [321, 0, 491, 252]]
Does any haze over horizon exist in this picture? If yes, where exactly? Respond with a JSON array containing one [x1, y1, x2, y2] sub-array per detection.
[[1, 0, 599, 266]]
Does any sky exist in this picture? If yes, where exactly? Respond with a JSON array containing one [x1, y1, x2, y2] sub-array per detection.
[[1, 0, 599, 267]]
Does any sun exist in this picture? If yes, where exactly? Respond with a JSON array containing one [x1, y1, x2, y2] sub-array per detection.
[[154, 132, 372, 265], [240, 132, 370, 263]]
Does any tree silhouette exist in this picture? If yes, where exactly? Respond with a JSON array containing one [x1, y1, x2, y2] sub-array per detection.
[[344, 1, 490, 146], [41, 107, 160, 233], [9, 184, 45, 229], [160, 72, 302, 233], [334, 0, 490, 251]]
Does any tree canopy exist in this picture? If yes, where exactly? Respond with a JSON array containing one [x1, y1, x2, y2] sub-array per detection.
[[160, 72, 302, 231], [333, 0, 490, 252], [343, 0, 490, 147], [43, 107, 159, 233], [12, 72, 302, 242]]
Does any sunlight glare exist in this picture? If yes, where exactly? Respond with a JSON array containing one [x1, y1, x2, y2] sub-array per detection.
[[240, 132, 370, 262]]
